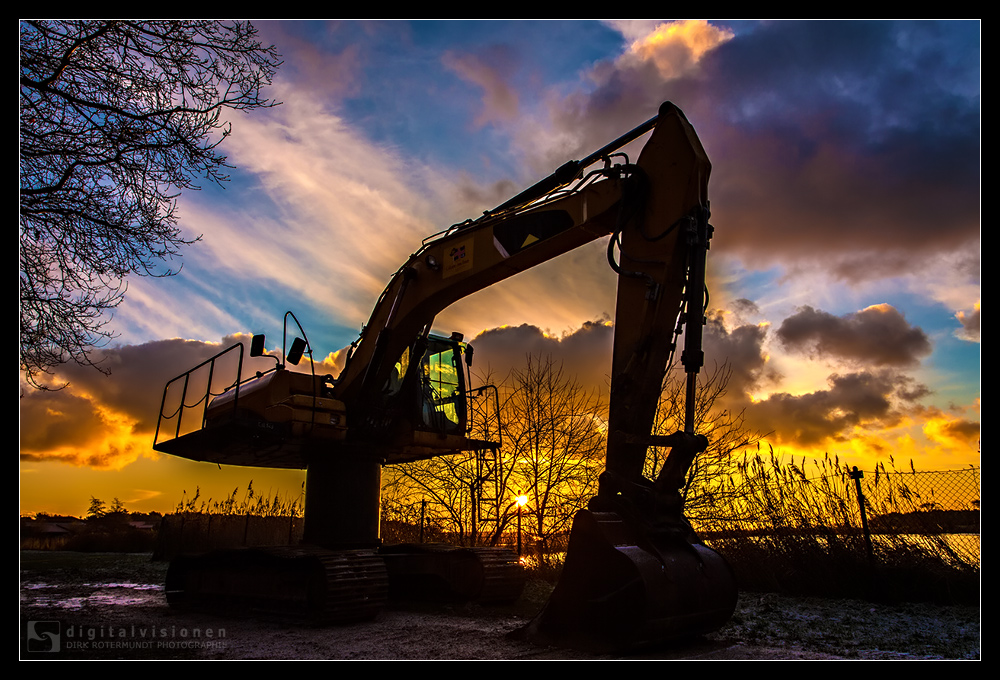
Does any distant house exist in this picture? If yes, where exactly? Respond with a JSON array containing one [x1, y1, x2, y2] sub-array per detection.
[[21, 517, 87, 549]]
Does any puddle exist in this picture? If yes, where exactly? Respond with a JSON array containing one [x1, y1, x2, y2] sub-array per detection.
[[21, 581, 164, 610]]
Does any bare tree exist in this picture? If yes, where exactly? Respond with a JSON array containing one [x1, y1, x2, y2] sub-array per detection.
[[381, 365, 522, 548], [384, 452, 481, 546], [383, 448, 523, 548], [383, 356, 605, 554], [499, 355, 605, 559], [19, 20, 281, 388]]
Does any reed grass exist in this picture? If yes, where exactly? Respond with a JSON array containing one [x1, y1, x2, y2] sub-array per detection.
[[174, 481, 304, 518]]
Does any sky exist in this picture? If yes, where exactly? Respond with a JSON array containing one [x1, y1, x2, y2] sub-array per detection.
[[20, 20, 980, 518]]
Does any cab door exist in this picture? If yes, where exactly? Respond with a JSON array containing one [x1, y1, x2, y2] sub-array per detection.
[[419, 337, 467, 434]]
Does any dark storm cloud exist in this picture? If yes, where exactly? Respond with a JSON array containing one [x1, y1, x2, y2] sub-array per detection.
[[730, 298, 762, 320], [466, 314, 940, 452], [747, 369, 927, 446], [470, 312, 772, 405], [777, 304, 932, 367], [703, 312, 774, 400], [697, 21, 979, 270], [556, 21, 979, 278], [470, 320, 615, 392]]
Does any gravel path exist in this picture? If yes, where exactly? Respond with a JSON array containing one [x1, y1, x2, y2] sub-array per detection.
[[20, 552, 980, 660]]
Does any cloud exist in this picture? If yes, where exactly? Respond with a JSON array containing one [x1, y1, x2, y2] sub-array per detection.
[[199, 87, 445, 327], [34, 22, 978, 461], [777, 303, 932, 367], [442, 47, 520, 127], [493, 21, 734, 176], [747, 369, 929, 446], [469, 310, 775, 408], [470, 319, 615, 393], [259, 22, 364, 99], [700, 22, 978, 276], [955, 301, 980, 342], [169, 76, 623, 346], [703, 311, 775, 401], [616, 20, 735, 80], [465, 311, 951, 456], [199, 21, 979, 355], [730, 298, 762, 320], [923, 410, 980, 450]]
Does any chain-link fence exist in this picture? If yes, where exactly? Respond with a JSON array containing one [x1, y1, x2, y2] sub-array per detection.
[[862, 466, 980, 567], [692, 463, 980, 601]]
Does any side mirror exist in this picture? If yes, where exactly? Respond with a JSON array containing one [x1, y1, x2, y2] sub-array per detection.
[[250, 334, 266, 357], [287, 337, 307, 366], [465, 344, 475, 367]]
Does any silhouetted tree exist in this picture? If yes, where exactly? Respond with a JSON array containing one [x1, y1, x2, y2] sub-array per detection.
[[19, 20, 281, 388], [87, 496, 107, 519]]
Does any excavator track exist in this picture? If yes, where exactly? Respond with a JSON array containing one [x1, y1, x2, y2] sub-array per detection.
[[165, 546, 388, 624], [380, 543, 525, 603], [467, 547, 527, 603]]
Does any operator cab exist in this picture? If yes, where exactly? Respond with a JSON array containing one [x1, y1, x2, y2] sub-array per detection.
[[387, 332, 471, 437]]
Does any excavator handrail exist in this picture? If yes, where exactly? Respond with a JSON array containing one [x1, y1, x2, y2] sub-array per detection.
[[153, 342, 245, 448]]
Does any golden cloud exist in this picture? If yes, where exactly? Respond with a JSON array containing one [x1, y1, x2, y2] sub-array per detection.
[[923, 412, 981, 450], [626, 20, 735, 79]]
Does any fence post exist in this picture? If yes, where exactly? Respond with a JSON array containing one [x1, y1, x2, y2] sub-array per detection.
[[850, 466, 874, 565], [419, 499, 426, 543]]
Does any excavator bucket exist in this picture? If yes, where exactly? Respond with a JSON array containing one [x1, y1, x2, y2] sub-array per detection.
[[523, 432, 738, 652], [518, 102, 738, 652], [522, 509, 737, 653]]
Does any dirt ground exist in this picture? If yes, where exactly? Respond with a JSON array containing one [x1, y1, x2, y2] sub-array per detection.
[[20, 552, 980, 660]]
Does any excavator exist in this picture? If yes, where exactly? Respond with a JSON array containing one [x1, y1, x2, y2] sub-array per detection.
[[153, 101, 737, 652]]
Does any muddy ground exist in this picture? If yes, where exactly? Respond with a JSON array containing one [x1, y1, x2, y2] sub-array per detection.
[[20, 552, 980, 660]]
